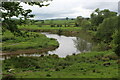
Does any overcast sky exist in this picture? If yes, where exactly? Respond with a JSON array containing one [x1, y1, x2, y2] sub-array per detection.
[[21, 0, 119, 20]]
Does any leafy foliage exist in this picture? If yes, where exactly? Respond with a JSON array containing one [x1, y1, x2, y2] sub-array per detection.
[[95, 16, 118, 43], [1, 1, 50, 35], [90, 8, 117, 26], [112, 30, 120, 56]]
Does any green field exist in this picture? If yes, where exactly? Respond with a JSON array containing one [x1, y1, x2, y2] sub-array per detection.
[[2, 51, 118, 78], [2, 31, 59, 52], [35, 19, 75, 25], [18, 25, 81, 30]]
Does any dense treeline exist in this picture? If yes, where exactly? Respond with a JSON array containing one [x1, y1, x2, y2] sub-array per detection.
[[72, 8, 119, 56], [90, 9, 119, 56]]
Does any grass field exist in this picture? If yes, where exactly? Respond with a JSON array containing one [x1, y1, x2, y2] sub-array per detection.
[[18, 25, 81, 30], [2, 51, 118, 78], [2, 31, 59, 52], [35, 19, 75, 25]]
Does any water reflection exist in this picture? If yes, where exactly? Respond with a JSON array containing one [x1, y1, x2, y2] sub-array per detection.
[[74, 37, 92, 53], [42, 33, 92, 57], [42, 33, 81, 57]]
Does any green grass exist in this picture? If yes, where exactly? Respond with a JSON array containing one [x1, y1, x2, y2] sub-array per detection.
[[2, 31, 59, 52], [36, 19, 75, 25], [18, 25, 81, 31], [2, 51, 118, 78]]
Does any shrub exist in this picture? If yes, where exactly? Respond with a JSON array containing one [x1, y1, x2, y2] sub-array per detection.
[[112, 30, 120, 56], [2, 74, 16, 80]]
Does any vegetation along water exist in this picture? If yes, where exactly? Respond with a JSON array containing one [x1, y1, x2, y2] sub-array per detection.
[[1, 1, 120, 79]]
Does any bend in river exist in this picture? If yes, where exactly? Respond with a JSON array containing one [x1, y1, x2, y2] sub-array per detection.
[[41, 32, 92, 57], [2, 32, 92, 60]]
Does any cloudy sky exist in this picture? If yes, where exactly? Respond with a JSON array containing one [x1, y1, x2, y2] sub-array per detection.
[[21, 0, 119, 20]]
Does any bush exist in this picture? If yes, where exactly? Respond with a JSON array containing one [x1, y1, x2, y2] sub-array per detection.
[[2, 74, 16, 80], [112, 30, 120, 56], [93, 42, 110, 51], [114, 45, 120, 56], [95, 16, 118, 43]]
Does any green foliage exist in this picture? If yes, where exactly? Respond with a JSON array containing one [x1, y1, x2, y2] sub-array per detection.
[[93, 42, 110, 51], [75, 16, 84, 27], [2, 74, 16, 80], [91, 13, 104, 26], [90, 8, 117, 26], [95, 16, 118, 43], [81, 19, 91, 28], [1, 2, 50, 34], [112, 30, 120, 56]]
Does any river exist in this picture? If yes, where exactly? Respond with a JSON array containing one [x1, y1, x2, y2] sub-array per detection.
[[2, 32, 92, 60]]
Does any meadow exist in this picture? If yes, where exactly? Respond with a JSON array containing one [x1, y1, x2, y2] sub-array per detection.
[[2, 51, 118, 78]]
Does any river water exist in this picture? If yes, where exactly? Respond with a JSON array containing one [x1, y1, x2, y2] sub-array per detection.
[[2, 32, 92, 60], [42, 33, 92, 57]]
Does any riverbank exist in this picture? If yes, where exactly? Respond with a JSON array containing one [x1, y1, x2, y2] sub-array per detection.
[[2, 51, 119, 78], [2, 31, 59, 56], [18, 25, 95, 43], [18, 25, 82, 36]]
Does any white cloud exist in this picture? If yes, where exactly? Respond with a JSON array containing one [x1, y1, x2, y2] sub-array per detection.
[[20, 0, 119, 20]]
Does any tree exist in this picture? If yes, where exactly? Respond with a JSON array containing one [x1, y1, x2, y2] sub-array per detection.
[[75, 16, 83, 27], [1, 1, 51, 35], [113, 30, 120, 56], [112, 15, 120, 56], [95, 16, 118, 43], [90, 8, 117, 26], [66, 17, 69, 20], [81, 19, 91, 28]]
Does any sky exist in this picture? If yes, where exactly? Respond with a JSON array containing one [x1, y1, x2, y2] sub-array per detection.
[[21, 0, 119, 20]]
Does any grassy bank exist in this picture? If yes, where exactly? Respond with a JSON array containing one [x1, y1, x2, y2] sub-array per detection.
[[18, 25, 83, 37], [2, 51, 118, 78], [2, 31, 59, 55]]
